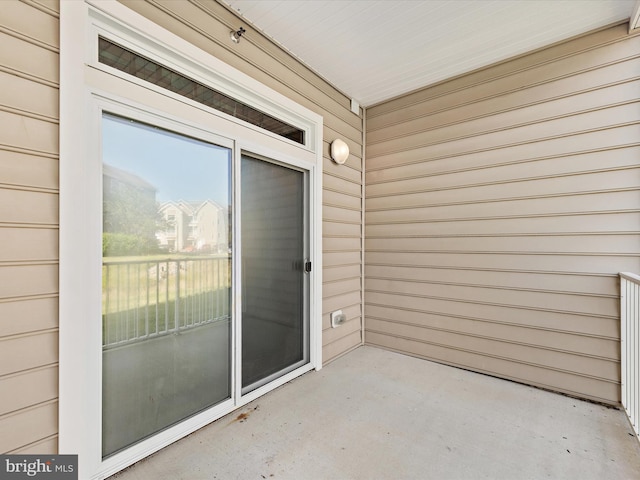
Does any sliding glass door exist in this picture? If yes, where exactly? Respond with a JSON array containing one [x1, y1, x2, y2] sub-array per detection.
[[241, 155, 309, 393], [101, 114, 232, 457], [100, 116, 312, 457]]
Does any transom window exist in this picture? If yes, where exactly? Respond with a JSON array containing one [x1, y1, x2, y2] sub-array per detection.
[[98, 37, 305, 144]]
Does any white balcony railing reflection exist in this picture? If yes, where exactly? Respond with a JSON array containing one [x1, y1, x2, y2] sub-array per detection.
[[102, 256, 231, 347]]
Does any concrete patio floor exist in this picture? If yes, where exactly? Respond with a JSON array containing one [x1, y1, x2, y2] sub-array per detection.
[[111, 346, 640, 479]]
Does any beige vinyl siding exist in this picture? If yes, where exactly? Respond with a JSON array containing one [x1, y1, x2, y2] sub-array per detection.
[[118, 0, 364, 363], [0, 0, 60, 454], [365, 23, 640, 405]]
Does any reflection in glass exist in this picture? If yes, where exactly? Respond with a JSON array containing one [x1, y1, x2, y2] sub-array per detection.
[[101, 114, 231, 457]]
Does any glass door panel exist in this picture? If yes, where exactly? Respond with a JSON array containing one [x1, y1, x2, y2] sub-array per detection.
[[241, 155, 309, 393], [101, 114, 232, 457]]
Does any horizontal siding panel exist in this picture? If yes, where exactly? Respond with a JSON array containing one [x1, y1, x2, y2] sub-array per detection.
[[323, 204, 360, 224], [24, 0, 60, 15], [9, 435, 57, 455], [367, 332, 619, 404], [323, 251, 360, 268], [0, 187, 57, 224], [365, 251, 640, 276], [323, 157, 362, 184], [0, 401, 57, 454], [323, 173, 361, 198], [367, 173, 640, 208], [367, 144, 640, 187], [366, 169, 640, 204], [367, 165, 640, 202], [366, 201, 640, 227], [367, 122, 640, 172], [322, 188, 361, 211], [365, 212, 640, 237], [324, 236, 361, 252], [0, 110, 58, 155], [0, 31, 58, 84], [0, 365, 57, 416], [0, 0, 59, 49], [365, 234, 639, 255], [366, 305, 619, 360], [0, 330, 58, 376], [0, 264, 57, 299], [0, 227, 58, 262], [0, 70, 58, 120], [365, 265, 617, 296], [0, 149, 58, 189], [322, 329, 361, 364], [323, 277, 360, 299], [323, 264, 361, 284], [403, 197, 639, 226], [323, 291, 360, 315], [365, 278, 616, 317], [322, 220, 361, 237], [366, 186, 640, 217], [369, 57, 640, 141], [368, 97, 640, 158], [367, 318, 618, 380], [322, 317, 361, 347], [365, 290, 617, 343], [0, 297, 58, 337]]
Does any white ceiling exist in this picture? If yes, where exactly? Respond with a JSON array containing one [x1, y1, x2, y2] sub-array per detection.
[[221, 0, 637, 107]]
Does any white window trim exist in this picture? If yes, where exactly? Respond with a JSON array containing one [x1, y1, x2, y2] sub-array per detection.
[[59, 1, 323, 478]]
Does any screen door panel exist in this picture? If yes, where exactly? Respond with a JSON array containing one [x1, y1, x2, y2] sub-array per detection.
[[241, 155, 309, 392]]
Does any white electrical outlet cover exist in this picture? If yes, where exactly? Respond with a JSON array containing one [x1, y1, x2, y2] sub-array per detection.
[[331, 310, 344, 328]]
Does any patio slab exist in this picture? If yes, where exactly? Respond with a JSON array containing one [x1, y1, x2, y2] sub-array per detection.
[[111, 346, 640, 479]]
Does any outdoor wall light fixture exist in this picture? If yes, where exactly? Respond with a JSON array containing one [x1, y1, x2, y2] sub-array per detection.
[[330, 139, 350, 165], [230, 27, 246, 43]]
